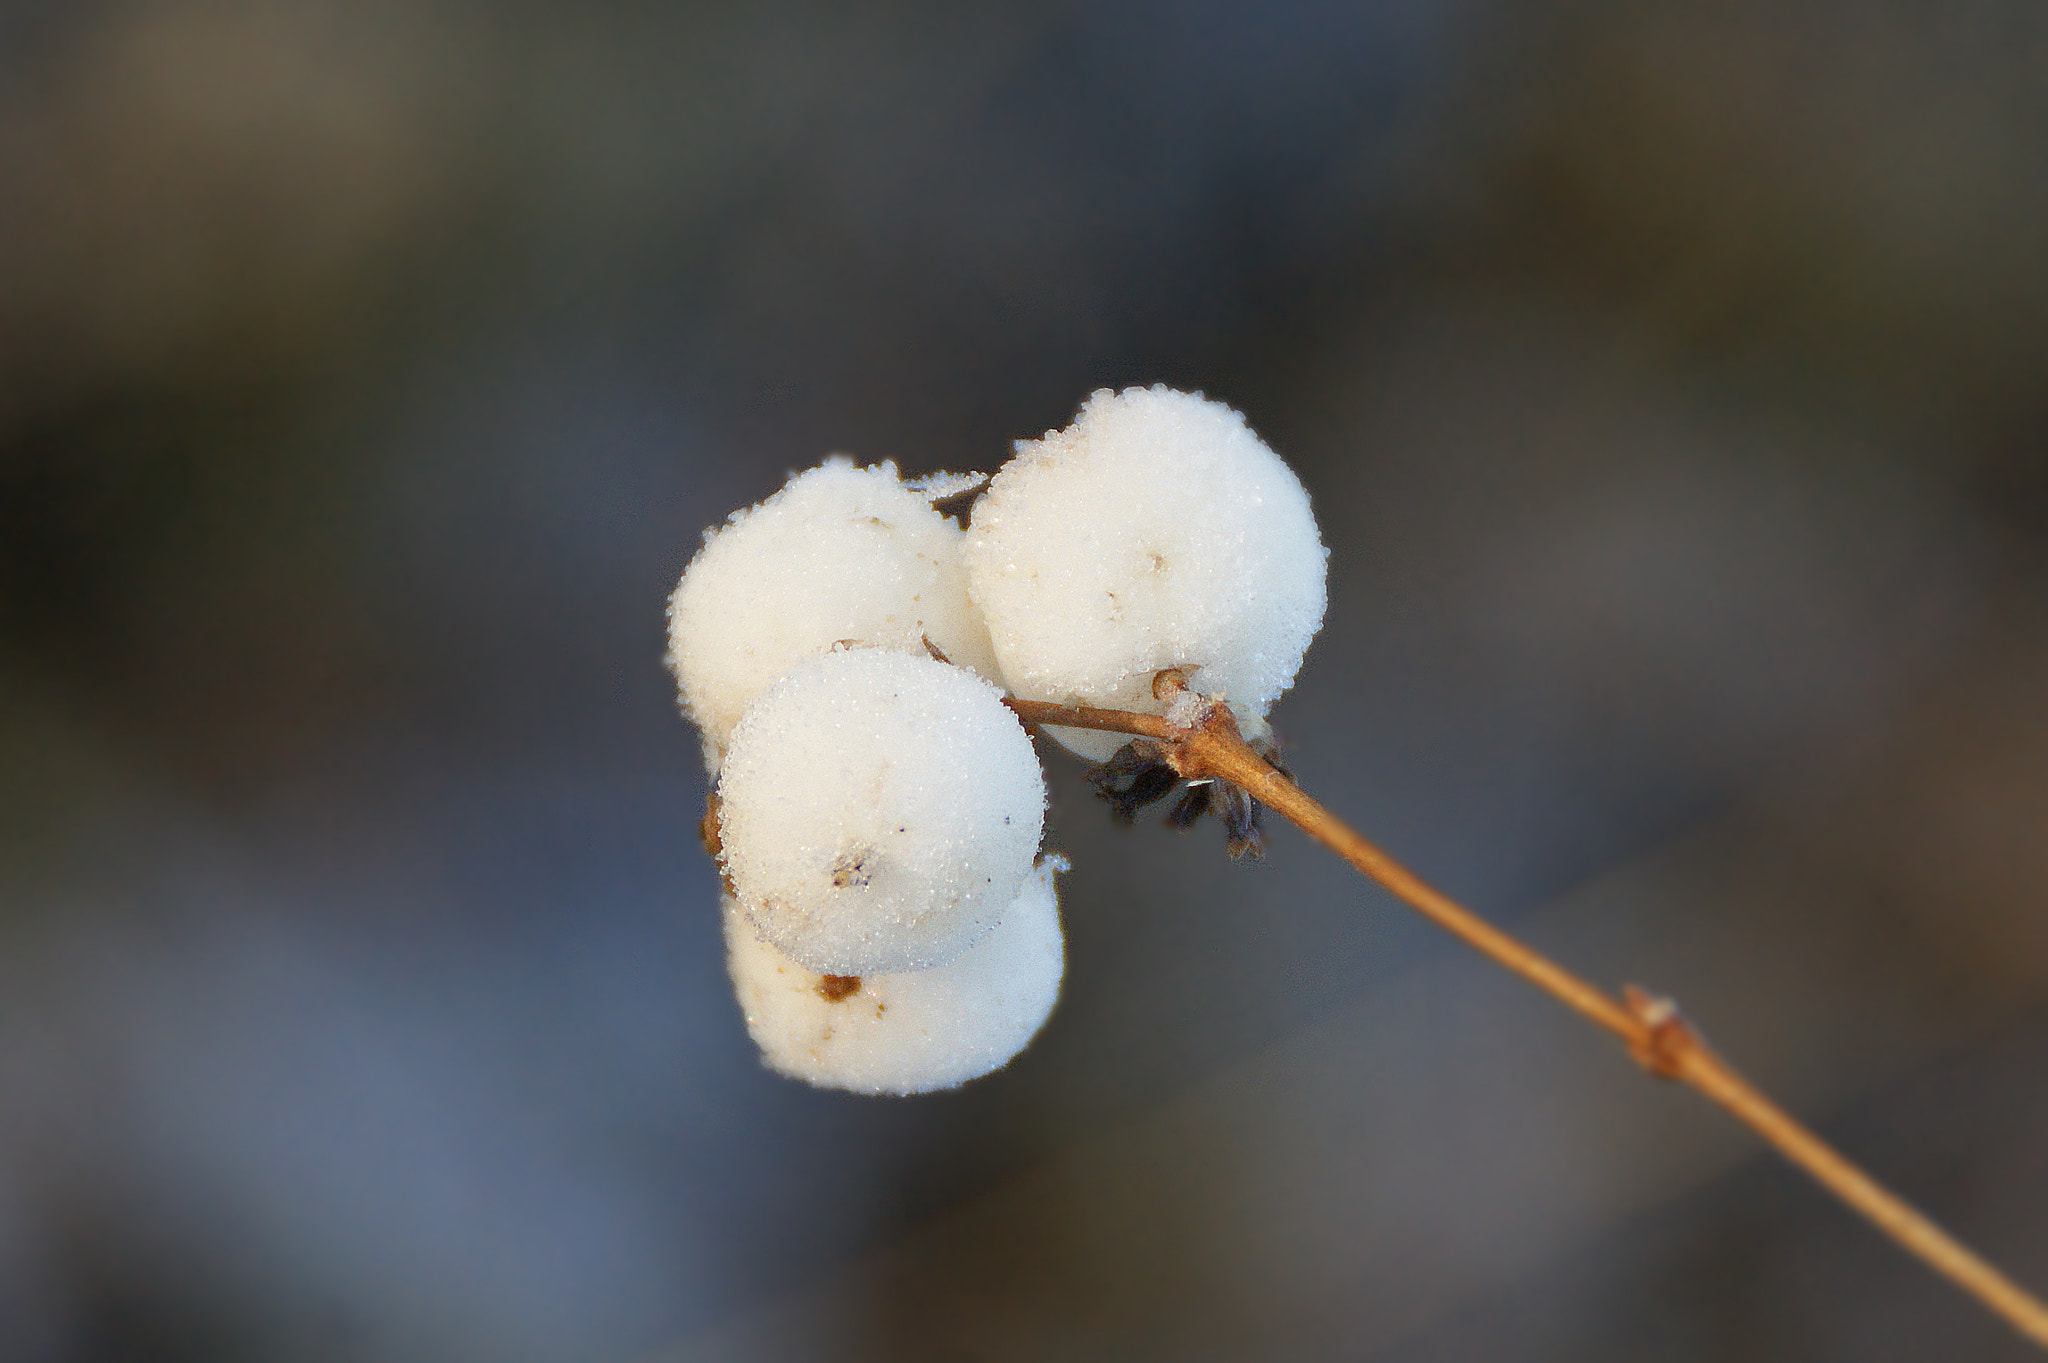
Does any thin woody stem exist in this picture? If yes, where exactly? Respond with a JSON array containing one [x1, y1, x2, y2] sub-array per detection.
[[1004, 680, 2048, 1351]]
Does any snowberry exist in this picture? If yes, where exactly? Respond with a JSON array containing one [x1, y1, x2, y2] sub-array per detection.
[[964, 385, 1326, 760], [666, 458, 1001, 770], [715, 647, 1044, 976], [722, 855, 1066, 1095]]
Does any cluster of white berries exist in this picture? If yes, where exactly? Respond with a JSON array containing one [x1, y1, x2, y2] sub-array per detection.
[[668, 386, 1327, 1094]]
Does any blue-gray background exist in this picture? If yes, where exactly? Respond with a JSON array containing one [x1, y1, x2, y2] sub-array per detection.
[[3, 2, 2047, 1359]]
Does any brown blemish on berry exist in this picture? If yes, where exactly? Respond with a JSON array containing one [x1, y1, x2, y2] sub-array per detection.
[[818, 975, 862, 1003], [702, 796, 739, 897], [830, 846, 873, 889], [699, 795, 722, 859]]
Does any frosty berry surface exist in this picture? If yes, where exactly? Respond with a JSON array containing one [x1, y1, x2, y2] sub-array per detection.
[[667, 386, 1325, 1093]]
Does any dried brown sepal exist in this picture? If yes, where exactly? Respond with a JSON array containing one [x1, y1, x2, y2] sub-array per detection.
[[1217, 784, 1265, 862], [1089, 741, 1181, 823], [1081, 678, 1278, 861], [816, 975, 862, 1003], [1164, 782, 1213, 829]]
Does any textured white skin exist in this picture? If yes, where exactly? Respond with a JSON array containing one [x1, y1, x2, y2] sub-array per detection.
[[667, 458, 1002, 770], [716, 648, 1045, 976], [723, 857, 1065, 1095], [964, 386, 1327, 761]]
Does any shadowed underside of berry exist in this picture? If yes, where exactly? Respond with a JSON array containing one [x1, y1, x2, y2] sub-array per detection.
[[722, 856, 1067, 1095]]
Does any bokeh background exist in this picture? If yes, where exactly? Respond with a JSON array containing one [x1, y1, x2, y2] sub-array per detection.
[[3, 1, 2047, 1358]]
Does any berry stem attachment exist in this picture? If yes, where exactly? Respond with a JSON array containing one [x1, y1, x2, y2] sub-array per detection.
[[1003, 675, 2048, 1351]]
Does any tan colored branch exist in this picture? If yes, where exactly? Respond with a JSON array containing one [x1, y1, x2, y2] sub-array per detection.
[[1004, 677, 2048, 1351]]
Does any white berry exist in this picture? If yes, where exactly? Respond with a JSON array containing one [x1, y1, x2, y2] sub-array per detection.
[[964, 385, 1326, 760], [723, 855, 1066, 1095], [667, 458, 1001, 770], [715, 647, 1044, 976]]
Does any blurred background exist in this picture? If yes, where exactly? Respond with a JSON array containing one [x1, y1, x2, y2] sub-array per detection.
[[3, 1, 2047, 1358]]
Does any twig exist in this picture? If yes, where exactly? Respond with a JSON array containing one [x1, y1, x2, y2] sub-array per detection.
[[1004, 674, 2048, 1351]]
